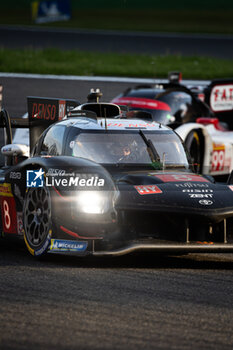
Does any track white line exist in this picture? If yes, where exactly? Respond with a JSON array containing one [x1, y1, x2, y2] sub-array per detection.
[[1, 25, 233, 41], [0, 72, 210, 86]]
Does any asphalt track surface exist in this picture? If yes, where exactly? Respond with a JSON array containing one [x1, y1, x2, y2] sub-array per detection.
[[1, 240, 233, 350], [0, 75, 138, 117], [1, 76, 233, 349], [1, 25, 233, 58]]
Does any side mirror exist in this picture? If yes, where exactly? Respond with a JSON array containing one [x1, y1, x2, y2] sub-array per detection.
[[1, 144, 29, 158]]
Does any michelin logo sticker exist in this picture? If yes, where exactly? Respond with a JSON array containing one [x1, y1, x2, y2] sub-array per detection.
[[50, 239, 88, 252], [26, 169, 44, 187]]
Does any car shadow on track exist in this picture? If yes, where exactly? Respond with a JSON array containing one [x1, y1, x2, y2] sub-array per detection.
[[1, 239, 233, 270]]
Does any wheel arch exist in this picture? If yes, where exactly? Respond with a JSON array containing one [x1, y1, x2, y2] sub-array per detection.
[[175, 123, 211, 173]]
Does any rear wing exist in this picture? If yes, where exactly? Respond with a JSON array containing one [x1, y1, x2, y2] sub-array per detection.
[[27, 96, 80, 151], [0, 96, 80, 155]]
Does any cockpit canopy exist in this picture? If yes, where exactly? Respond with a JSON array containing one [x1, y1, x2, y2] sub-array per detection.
[[67, 129, 189, 169]]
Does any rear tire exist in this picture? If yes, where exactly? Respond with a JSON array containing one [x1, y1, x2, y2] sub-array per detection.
[[185, 130, 202, 173]]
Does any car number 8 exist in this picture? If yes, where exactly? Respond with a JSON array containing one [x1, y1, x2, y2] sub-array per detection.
[[3, 199, 11, 230]]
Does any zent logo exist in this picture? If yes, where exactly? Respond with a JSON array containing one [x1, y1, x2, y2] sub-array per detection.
[[26, 169, 44, 188]]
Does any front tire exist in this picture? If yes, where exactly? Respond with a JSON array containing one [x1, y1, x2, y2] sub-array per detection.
[[23, 186, 52, 257]]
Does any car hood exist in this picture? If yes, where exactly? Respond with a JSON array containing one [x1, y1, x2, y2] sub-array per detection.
[[112, 170, 233, 220]]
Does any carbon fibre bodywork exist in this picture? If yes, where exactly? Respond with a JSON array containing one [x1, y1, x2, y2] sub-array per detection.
[[1, 99, 233, 258]]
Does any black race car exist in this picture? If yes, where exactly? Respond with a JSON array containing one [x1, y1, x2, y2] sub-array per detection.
[[1, 95, 233, 258], [111, 72, 213, 126]]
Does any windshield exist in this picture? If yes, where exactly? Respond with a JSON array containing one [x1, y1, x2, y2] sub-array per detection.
[[67, 130, 189, 168], [144, 131, 189, 167]]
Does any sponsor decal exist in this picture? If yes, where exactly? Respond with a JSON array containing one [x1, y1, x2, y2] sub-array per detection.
[[182, 189, 214, 199], [47, 168, 66, 176], [107, 122, 157, 129], [0, 183, 13, 197], [182, 189, 213, 193], [58, 100, 66, 120], [32, 102, 57, 120], [211, 143, 225, 172], [24, 230, 52, 257], [26, 169, 44, 188], [175, 183, 209, 188], [210, 84, 233, 112], [34, 235, 51, 256], [134, 185, 162, 195], [50, 239, 88, 252], [154, 174, 209, 183], [10, 172, 21, 180], [199, 200, 213, 206], [182, 189, 214, 198], [189, 194, 213, 198]]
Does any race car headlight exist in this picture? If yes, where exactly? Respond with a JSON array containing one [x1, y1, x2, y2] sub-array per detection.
[[76, 191, 111, 214]]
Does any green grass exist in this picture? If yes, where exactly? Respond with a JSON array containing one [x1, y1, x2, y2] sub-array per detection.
[[0, 48, 232, 80], [1, 9, 233, 34]]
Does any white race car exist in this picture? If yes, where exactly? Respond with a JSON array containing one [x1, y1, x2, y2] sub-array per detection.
[[111, 74, 233, 180]]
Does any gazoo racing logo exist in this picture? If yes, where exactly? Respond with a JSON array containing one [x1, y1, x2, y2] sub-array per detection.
[[26, 169, 44, 187]]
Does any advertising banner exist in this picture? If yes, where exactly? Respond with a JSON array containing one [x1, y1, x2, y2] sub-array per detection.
[[32, 0, 71, 24]]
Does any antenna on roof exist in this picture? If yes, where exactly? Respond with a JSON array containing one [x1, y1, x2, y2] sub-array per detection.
[[87, 88, 103, 103], [0, 85, 2, 112], [104, 108, 108, 131]]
